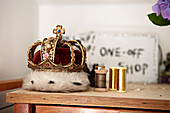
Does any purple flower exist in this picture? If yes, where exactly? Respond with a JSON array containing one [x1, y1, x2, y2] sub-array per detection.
[[152, 0, 170, 20], [152, 3, 161, 16]]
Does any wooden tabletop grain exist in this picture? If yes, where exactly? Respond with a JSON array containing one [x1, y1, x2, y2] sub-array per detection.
[[6, 83, 170, 111]]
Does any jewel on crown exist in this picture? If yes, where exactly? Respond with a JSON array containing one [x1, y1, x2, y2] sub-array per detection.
[[27, 25, 86, 72]]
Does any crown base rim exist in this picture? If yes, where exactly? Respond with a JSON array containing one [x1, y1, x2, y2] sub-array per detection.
[[22, 70, 90, 92]]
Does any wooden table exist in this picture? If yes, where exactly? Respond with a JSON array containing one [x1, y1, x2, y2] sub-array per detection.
[[6, 84, 170, 113]]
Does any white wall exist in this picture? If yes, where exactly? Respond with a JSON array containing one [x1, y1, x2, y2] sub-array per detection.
[[0, 0, 170, 81], [0, 0, 39, 80]]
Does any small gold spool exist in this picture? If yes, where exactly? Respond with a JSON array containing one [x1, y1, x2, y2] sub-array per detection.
[[94, 66, 108, 92], [117, 67, 127, 93], [109, 67, 118, 90]]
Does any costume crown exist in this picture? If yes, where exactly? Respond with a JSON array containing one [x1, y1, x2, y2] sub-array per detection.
[[27, 25, 86, 72]]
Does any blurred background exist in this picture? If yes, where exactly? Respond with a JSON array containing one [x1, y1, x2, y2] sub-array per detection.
[[0, 0, 170, 112], [0, 0, 170, 81]]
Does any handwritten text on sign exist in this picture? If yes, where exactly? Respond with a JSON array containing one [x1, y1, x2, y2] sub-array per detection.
[[100, 47, 148, 75], [68, 33, 158, 83]]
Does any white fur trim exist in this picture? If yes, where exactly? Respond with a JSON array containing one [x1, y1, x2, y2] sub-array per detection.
[[22, 71, 90, 92]]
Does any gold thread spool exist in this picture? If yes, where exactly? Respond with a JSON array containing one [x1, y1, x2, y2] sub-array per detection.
[[109, 67, 118, 90], [117, 67, 127, 93], [94, 66, 108, 92], [95, 66, 105, 70]]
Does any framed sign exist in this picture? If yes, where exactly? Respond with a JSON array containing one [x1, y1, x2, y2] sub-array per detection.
[[68, 32, 158, 83]]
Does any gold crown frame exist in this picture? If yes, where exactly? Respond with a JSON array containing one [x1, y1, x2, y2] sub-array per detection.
[[27, 25, 86, 72]]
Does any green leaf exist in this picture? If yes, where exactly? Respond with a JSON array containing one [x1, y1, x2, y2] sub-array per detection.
[[147, 13, 170, 26]]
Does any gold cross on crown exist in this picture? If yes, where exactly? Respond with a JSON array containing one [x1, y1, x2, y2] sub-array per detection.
[[53, 25, 65, 39]]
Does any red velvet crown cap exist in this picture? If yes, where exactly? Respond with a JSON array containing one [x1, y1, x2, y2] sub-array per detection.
[[32, 48, 82, 65], [27, 25, 86, 72], [32, 50, 41, 64]]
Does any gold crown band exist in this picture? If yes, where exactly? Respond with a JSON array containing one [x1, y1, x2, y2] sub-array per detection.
[[27, 25, 86, 72], [27, 41, 42, 67]]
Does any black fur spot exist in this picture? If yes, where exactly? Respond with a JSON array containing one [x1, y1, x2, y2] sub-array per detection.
[[73, 82, 82, 86], [31, 81, 34, 84], [48, 81, 55, 84]]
